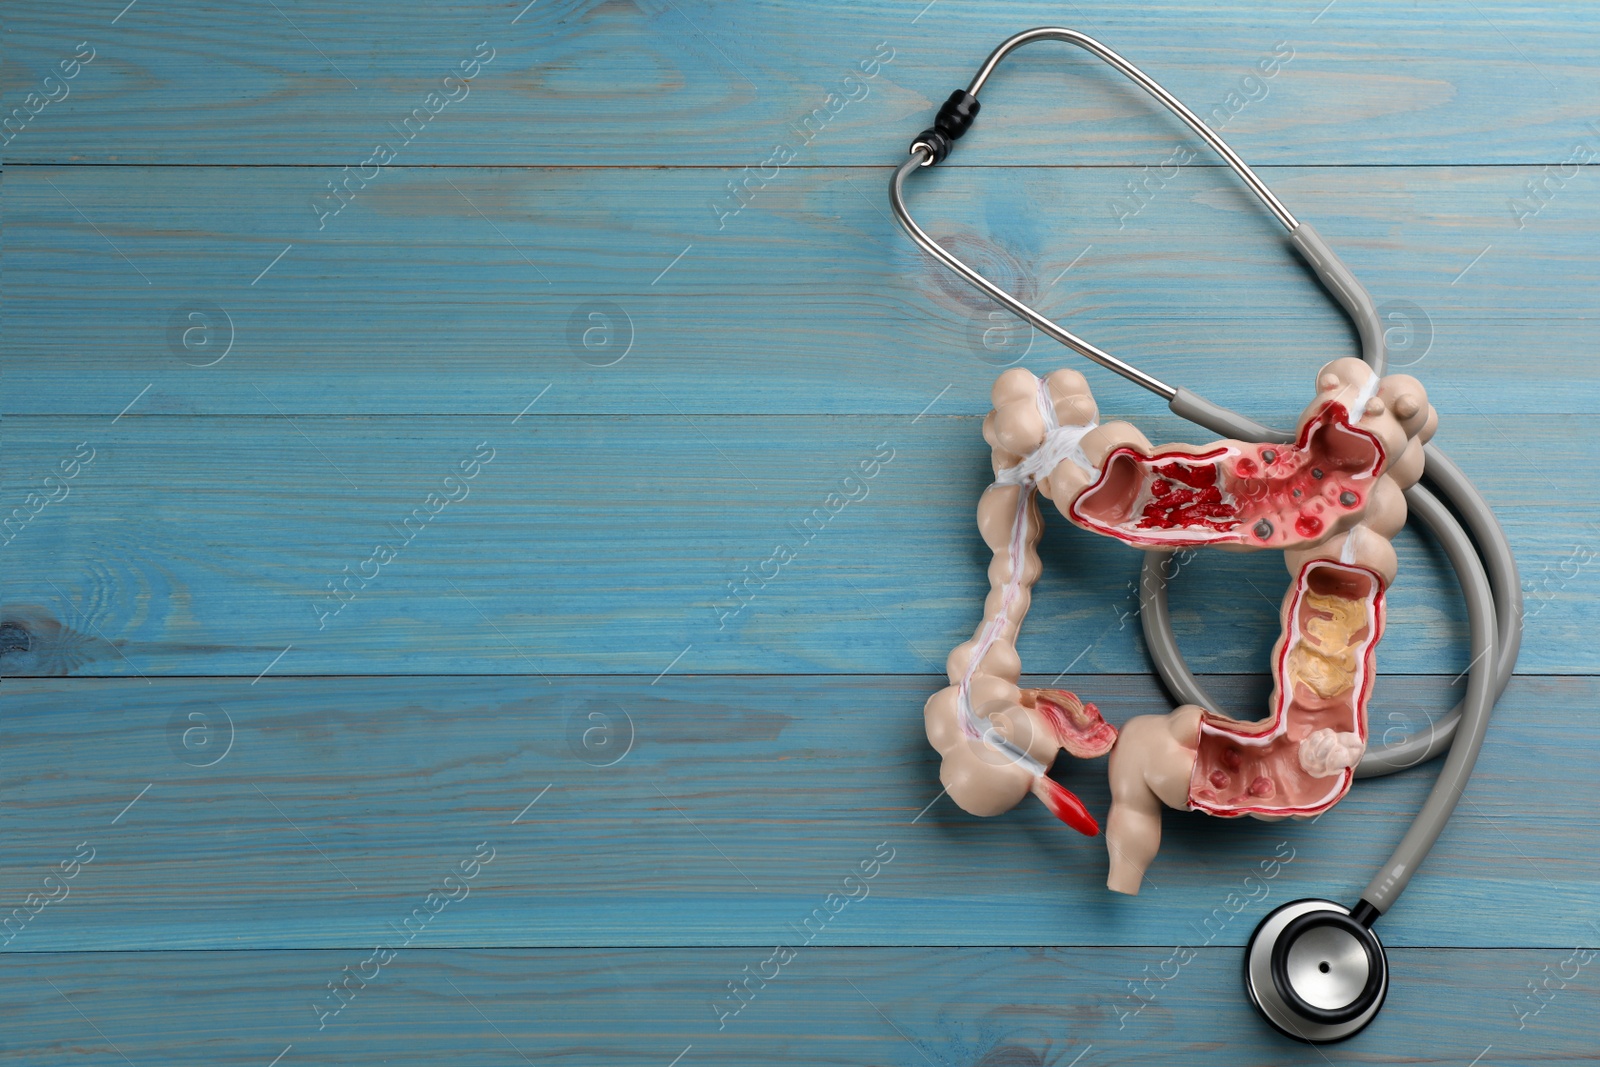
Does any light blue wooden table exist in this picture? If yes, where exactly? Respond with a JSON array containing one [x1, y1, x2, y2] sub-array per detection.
[[4, 1, 1597, 1062]]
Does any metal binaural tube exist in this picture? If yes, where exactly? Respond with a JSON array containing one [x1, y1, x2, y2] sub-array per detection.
[[890, 154, 1178, 399], [965, 28, 1298, 231]]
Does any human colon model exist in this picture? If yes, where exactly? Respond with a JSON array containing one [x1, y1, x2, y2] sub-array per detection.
[[924, 357, 1435, 894]]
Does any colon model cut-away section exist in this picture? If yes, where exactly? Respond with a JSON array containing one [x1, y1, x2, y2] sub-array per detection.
[[1187, 560, 1385, 818], [1067, 402, 1385, 549]]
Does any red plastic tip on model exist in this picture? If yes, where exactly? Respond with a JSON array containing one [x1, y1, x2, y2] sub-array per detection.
[[1031, 775, 1100, 836]]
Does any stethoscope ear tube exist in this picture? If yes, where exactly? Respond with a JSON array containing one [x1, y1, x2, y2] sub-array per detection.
[[1288, 224, 1388, 376], [1166, 387, 1294, 445]]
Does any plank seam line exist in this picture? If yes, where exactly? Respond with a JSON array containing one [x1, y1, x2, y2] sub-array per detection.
[[3, 409, 1586, 419], [1, 162, 1589, 170], [0, 672, 1575, 681], [0, 944, 1556, 954]]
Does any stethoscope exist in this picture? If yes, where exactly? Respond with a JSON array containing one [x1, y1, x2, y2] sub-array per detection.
[[889, 29, 1522, 1044]]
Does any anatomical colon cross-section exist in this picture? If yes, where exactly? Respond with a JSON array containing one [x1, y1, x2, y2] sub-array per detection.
[[924, 357, 1435, 893]]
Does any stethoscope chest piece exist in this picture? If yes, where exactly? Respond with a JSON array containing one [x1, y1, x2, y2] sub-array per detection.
[[1245, 898, 1389, 1043]]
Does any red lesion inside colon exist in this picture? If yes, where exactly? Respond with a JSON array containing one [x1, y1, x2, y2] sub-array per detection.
[[1137, 457, 1236, 532], [1070, 403, 1384, 549]]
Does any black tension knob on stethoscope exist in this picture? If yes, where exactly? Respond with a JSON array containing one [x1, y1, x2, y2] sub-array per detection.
[[1245, 898, 1388, 1042]]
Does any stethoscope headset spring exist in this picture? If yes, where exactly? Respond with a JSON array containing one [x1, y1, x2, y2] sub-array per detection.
[[889, 28, 1522, 1044]]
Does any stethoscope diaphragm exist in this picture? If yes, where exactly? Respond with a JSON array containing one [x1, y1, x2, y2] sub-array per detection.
[[1245, 898, 1389, 1043]]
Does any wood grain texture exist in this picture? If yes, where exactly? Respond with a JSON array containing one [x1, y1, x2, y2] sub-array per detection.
[[4, 0, 1598, 1058], [3, 947, 1594, 1064], [2, 675, 1595, 951], [4, 164, 1597, 416], [0, 413, 1590, 677], [4, 0, 1599, 166]]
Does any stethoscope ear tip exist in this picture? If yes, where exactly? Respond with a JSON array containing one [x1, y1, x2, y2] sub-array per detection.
[[1245, 898, 1388, 1044]]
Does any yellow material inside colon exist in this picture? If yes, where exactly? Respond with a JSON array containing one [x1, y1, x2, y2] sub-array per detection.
[[1286, 591, 1367, 698]]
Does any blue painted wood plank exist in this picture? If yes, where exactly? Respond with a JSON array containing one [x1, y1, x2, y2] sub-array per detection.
[[3, 675, 1594, 951], [4, 164, 1597, 417], [0, 413, 1590, 677], [4, 0, 1595, 1058], [4, 1, 1598, 166], [2, 946, 1593, 1063]]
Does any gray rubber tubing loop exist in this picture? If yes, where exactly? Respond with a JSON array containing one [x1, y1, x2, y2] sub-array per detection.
[[1356, 448, 1522, 775], [1291, 223, 1388, 377], [1358, 483, 1498, 912], [1139, 449, 1523, 779]]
